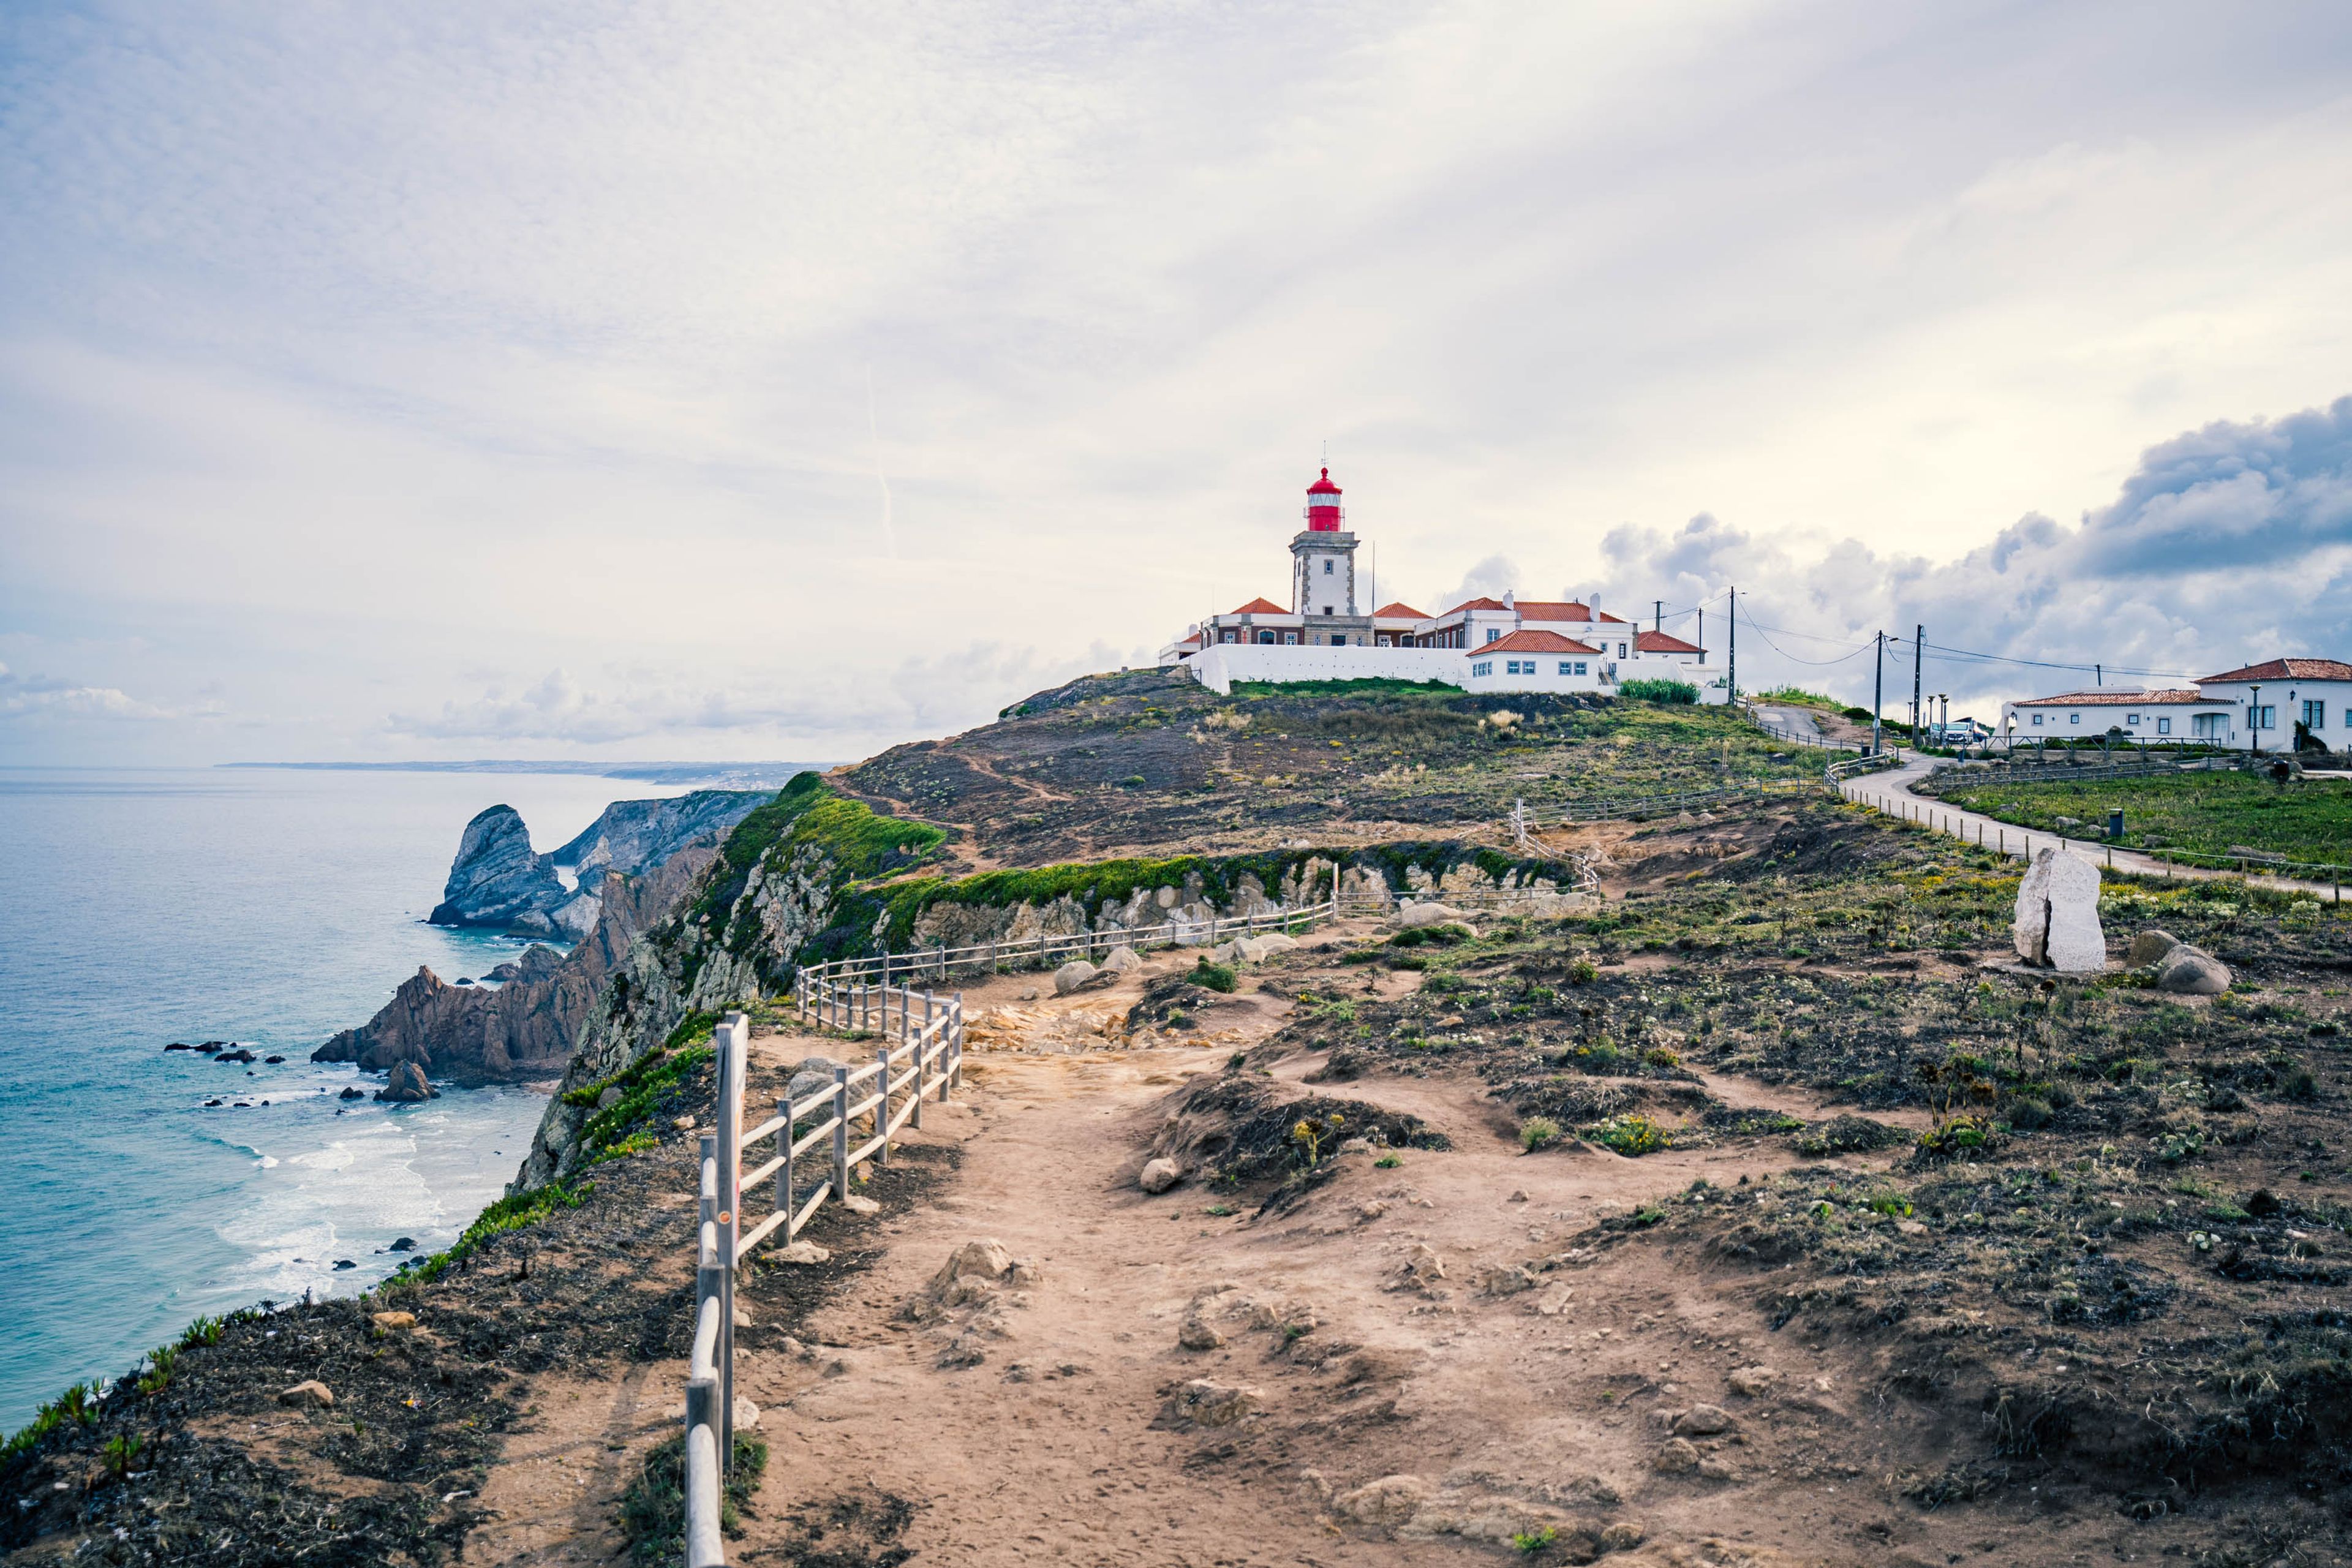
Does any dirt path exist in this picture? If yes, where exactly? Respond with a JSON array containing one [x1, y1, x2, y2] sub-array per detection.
[[724, 953, 1951, 1568]]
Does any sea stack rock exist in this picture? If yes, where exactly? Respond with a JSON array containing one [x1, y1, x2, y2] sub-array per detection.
[[2013, 846, 2105, 972], [429, 806, 574, 933], [375, 1061, 438, 1102]]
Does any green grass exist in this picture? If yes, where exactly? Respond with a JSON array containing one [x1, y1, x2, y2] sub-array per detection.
[[1936, 771, 2352, 867], [405, 1177, 593, 1284], [620, 1431, 769, 1563], [1751, 685, 1844, 708], [1619, 678, 1698, 704]]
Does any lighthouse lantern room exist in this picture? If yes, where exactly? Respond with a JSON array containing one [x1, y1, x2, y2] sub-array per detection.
[[1289, 467, 1366, 639]]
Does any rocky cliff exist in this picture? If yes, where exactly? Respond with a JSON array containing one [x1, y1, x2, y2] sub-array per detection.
[[429, 791, 773, 939], [511, 772, 1579, 1187], [315, 846, 720, 1083], [550, 788, 775, 891]]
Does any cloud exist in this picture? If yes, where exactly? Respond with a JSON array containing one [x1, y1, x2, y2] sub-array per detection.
[[1590, 396, 2352, 710], [0, 663, 176, 722]]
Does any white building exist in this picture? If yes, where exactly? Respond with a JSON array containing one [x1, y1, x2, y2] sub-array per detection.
[[1161, 467, 1729, 699], [1999, 658, 2352, 752], [2192, 658, 2352, 752]]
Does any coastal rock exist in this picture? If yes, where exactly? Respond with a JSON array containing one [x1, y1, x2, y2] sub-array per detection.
[[277, 1381, 334, 1409], [1161, 1379, 1260, 1429], [551, 790, 774, 891], [1053, 960, 1099, 996], [786, 1056, 845, 1106], [314, 847, 717, 1085], [1139, 1157, 1183, 1194], [375, 1061, 437, 1102], [428, 805, 573, 933], [1395, 902, 1471, 932], [2128, 929, 2180, 967]]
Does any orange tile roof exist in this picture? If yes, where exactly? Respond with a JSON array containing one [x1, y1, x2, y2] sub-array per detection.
[[1371, 601, 1430, 620], [2012, 689, 2212, 706], [1227, 597, 1289, 616], [2196, 658, 2352, 684], [1466, 629, 1600, 657], [1438, 597, 1511, 616], [1635, 629, 1703, 654]]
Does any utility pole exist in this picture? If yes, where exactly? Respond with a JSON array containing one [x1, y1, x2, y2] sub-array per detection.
[[1727, 587, 1736, 701], [1911, 624, 1923, 742], [1872, 631, 1885, 756], [1654, 600, 1662, 633], [2095, 662, 2102, 688]]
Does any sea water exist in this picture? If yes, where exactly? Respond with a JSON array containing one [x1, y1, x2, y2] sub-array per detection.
[[0, 766, 698, 1431]]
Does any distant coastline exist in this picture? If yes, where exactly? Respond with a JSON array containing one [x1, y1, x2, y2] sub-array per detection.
[[222, 759, 830, 787]]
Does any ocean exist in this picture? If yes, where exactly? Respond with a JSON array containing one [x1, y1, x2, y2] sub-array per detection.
[[0, 766, 701, 1431]]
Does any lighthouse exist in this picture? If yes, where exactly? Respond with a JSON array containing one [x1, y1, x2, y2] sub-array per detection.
[[1290, 467, 1368, 644]]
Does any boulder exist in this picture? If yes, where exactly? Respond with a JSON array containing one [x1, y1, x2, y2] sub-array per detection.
[[785, 1056, 844, 1107], [1333, 1474, 1434, 1526], [277, 1381, 335, 1409], [1053, 960, 1099, 996], [2127, 929, 2180, 967], [2013, 846, 2105, 971], [1100, 946, 1144, 976], [375, 1061, 437, 1102], [387, 1236, 416, 1252], [774, 1240, 830, 1265], [1177, 1314, 1225, 1351], [1139, 1157, 1183, 1194], [2158, 944, 2232, 995], [933, 1239, 1016, 1287], [1653, 1437, 1700, 1474], [1725, 1365, 1778, 1397], [1162, 1379, 1260, 1428], [1673, 1403, 1733, 1435], [371, 1311, 416, 1333], [1395, 902, 1471, 931]]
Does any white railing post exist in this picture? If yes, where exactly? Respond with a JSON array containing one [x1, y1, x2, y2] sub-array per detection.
[[775, 1093, 791, 1231], [951, 993, 963, 1093], [715, 1016, 744, 1472], [876, 1043, 892, 1167], [832, 1066, 850, 1200]]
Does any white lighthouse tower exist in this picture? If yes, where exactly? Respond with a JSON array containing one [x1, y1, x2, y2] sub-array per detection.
[[1290, 468, 1370, 645]]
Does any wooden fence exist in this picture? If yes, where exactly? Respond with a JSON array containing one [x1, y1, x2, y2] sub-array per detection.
[[682, 892, 1358, 1560]]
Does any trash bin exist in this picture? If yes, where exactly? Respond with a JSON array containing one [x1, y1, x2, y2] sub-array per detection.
[[2108, 809, 2125, 840]]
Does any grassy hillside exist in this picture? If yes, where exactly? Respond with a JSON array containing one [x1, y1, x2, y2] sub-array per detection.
[[840, 668, 1820, 869]]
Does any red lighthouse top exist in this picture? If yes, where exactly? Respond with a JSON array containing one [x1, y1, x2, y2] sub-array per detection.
[[1305, 467, 1344, 532]]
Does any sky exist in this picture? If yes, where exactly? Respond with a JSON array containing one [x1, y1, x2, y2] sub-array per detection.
[[3, 0, 2350, 763]]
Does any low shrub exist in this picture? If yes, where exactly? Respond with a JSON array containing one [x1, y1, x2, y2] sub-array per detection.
[[1520, 1116, 1562, 1152], [1590, 1113, 1670, 1156], [620, 1431, 768, 1563], [1619, 679, 1698, 704], [1192, 959, 1238, 993]]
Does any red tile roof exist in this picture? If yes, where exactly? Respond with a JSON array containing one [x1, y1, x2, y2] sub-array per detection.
[[2012, 689, 2212, 707], [2196, 658, 2352, 684], [1227, 597, 1289, 616], [1371, 601, 1430, 620], [1635, 629, 1703, 654], [1438, 597, 1511, 617], [1513, 601, 1590, 621], [1466, 630, 1600, 657]]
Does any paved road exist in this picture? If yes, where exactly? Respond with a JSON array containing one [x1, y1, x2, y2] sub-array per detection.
[[1835, 755, 2347, 901]]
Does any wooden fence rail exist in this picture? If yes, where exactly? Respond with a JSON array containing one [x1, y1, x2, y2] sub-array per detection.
[[681, 892, 1354, 1561]]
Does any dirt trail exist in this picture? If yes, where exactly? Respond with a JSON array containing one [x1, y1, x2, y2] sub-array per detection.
[[722, 947, 1952, 1567]]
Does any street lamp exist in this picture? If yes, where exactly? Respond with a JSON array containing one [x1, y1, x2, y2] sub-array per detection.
[[2250, 683, 2261, 757]]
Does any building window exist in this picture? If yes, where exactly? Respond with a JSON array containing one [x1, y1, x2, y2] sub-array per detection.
[[2068, 714, 2079, 724], [1256, 630, 1275, 644], [2031, 714, 2043, 726], [1617, 643, 1626, 657], [1485, 628, 1501, 644], [1376, 634, 1392, 646], [1222, 630, 1239, 644], [2252, 704, 2275, 730], [2304, 699, 2327, 729], [1322, 560, 1333, 575], [2126, 713, 2139, 725], [1471, 660, 1493, 677], [2157, 717, 2172, 734], [1282, 632, 1298, 645], [1558, 662, 1572, 676]]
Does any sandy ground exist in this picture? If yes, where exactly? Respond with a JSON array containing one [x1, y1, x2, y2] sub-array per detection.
[[459, 935, 2116, 1567]]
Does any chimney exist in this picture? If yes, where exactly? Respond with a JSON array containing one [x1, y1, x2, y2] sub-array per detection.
[[1502, 589, 1516, 609], [1591, 592, 1602, 619]]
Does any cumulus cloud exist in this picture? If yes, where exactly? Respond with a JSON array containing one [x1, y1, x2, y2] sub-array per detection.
[[0, 664, 176, 722], [1591, 396, 2352, 709]]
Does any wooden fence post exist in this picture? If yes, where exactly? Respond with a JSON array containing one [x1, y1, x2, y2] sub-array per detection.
[[831, 1067, 850, 1200], [776, 1095, 791, 1232], [876, 1044, 892, 1167]]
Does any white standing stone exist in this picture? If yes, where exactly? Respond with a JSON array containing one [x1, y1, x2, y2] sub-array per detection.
[[2013, 847, 2105, 972]]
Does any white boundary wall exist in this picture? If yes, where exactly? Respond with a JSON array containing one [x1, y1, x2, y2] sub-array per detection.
[[1185, 643, 1467, 694]]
